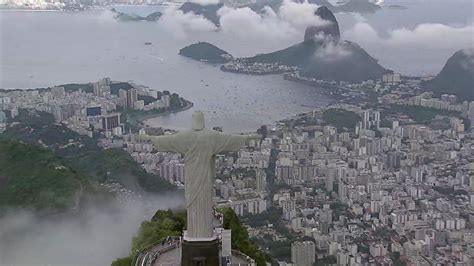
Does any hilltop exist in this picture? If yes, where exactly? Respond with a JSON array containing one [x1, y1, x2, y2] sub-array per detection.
[[424, 49, 474, 101], [179, 42, 233, 63], [304, 6, 340, 42], [237, 6, 388, 82]]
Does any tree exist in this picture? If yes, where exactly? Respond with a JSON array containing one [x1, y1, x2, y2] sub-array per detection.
[[111, 257, 132, 266]]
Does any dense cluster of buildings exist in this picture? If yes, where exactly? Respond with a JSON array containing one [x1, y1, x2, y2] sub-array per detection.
[[3, 72, 474, 265], [128, 95, 474, 266], [0, 0, 163, 10], [93, 72, 474, 265], [0, 78, 173, 138], [222, 60, 298, 75], [130, 75, 474, 265]]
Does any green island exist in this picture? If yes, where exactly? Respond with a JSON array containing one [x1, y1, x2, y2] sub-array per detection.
[[179, 42, 233, 64]]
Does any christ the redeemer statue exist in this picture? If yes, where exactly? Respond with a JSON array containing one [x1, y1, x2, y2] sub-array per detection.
[[142, 111, 260, 240]]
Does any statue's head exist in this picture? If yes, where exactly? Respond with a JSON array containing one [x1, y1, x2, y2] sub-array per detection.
[[192, 111, 205, 131]]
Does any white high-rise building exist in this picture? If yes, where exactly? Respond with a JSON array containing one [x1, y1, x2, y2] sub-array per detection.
[[363, 110, 370, 129], [291, 241, 316, 266], [256, 169, 267, 193]]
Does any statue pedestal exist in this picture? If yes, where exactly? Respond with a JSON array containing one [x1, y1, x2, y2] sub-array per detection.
[[181, 233, 219, 266]]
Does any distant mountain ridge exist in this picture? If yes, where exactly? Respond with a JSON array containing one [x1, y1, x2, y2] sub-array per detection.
[[424, 49, 474, 101], [177, 0, 383, 26], [334, 0, 382, 13], [111, 8, 162, 22]]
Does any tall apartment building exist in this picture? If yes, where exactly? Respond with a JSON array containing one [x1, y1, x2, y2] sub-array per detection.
[[101, 113, 121, 131], [256, 169, 267, 193], [118, 88, 138, 109], [291, 241, 316, 266]]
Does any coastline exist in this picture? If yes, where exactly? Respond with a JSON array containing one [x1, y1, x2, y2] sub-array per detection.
[[0, 3, 175, 12], [220, 65, 294, 76], [138, 101, 194, 127], [283, 74, 351, 101], [0, 9, 63, 12]]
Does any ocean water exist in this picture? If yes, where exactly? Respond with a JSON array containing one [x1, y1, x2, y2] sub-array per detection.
[[1, 0, 472, 132]]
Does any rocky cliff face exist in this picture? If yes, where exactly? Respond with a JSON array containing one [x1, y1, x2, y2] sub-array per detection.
[[304, 6, 340, 42], [425, 49, 474, 101]]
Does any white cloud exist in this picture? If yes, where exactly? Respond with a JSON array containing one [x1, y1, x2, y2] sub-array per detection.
[[342, 21, 379, 43], [157, 0, 332, 41], [278, 0, 328, 29], [314, 41, 352, 61], [387, 23, 474, 49], [351, 12, 368, 23], [159, 6, 218, 38], [218, 0, 329, 41], [460, 48, 474, 72], [370, 0, 384, 6], [218, 6, 291, 40], [188, 0, 219, 5], [342, 22, 474, 74], [343, 22, 474, 50], [0, 194, 184, 266]]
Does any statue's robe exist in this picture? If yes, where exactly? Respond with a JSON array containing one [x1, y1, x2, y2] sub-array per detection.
[[150, 129, 248, 239]]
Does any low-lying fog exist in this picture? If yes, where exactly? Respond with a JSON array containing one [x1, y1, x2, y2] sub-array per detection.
[[0, 194, 184, 266]]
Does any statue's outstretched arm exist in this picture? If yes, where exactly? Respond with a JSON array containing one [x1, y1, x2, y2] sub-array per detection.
[[139, 133, 186, 153], [213, 132, 262, 153], [245, 134, 262, 141]]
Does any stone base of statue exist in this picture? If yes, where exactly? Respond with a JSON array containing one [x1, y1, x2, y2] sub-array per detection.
[[181, 231, 219, 266]]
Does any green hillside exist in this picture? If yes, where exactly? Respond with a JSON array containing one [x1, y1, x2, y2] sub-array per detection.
[[424, 49, 474, 101], [112, 208, 269, 266], [0, 138, 83, 212], [322, 109, 361, 131], [246, 40, 320, 67], [112, 209, 186, 266], [2, 110, 175, 196], [246, 40, 387, 82]]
